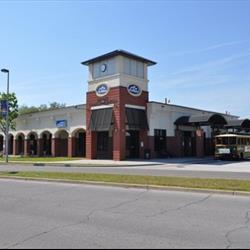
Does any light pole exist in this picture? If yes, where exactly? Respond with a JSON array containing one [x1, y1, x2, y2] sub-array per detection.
[[1, 69, 9, 163]]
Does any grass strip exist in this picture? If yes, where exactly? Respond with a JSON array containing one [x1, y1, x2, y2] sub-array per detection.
[[0, 171, 250, 192], [0, 157, 83, 162]]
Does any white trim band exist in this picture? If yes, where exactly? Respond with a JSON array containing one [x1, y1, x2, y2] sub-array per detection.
[[125, 104, 146, 110], [91, 104, 114, 110]]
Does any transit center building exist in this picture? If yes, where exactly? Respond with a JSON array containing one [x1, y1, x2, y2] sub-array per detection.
[[2, 50, 248, 160]]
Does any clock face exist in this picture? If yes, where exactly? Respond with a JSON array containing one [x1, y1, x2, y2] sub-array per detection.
[[101, 63, 107, 72]]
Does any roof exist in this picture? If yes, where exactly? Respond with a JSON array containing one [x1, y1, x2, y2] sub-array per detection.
[[188, 114, 227, 125], [81, 50, 157, 66], [225, 119, 250, 129], [175, 113, 228, 126], [148, 101, 238, 119]]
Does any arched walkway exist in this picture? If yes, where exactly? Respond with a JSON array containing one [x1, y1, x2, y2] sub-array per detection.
[[0, 135, 3, 154], [27, 132, 38, 156], [16, 133, 25, 155], [40, 131, 52, 156], [71, 128, 86, 157], [54, 130, 69, 157], [8, 134, 14, 155]]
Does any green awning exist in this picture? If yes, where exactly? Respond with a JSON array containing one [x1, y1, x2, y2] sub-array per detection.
[[126, 108, 148, 130], [90, 108, 113, 131]]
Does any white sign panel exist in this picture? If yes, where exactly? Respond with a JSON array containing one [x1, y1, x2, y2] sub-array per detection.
[[127, 84, 141, 96], [96, 84, 109, 97], [245, 146, 250, 153], [218, 148, 231, 154]]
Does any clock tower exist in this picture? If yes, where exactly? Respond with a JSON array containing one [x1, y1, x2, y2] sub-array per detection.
[[81, 50, 156, 160]]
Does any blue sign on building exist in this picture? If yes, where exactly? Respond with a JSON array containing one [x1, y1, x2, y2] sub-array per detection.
[[56, 120, 67, 128], [127, 84, 141, 96], [96, 84, 109, 96]]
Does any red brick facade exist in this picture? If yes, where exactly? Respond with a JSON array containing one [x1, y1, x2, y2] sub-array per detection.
[[86, 86, 149, 160]]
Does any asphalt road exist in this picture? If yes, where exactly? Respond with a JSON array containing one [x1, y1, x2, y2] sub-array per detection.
[[0, 179, 250, 249], [1, 160, 250, 180]]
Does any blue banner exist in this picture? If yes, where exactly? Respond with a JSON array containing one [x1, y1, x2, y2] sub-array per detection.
[[0, 100, 8, 118]]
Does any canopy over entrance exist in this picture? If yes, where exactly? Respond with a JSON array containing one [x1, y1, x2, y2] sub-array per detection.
[[175, 113, 228, 127], [125, 108, 149, 130], [90, 108, 113, 131], [225, 119, 250, 130]]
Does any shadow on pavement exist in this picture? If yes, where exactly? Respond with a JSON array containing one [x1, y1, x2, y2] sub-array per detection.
[[129, 157, 250, 166]]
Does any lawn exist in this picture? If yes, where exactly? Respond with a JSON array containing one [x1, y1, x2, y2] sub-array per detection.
[[0, 157, 83, 162], [1, 171, 250, 193]]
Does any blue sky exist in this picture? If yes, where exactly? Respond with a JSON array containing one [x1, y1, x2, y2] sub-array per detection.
[[0, 0, 250, 118]]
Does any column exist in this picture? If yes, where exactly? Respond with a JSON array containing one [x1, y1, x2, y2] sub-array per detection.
[[112, 103, 125, 161], [37, 138, 44, 157], [24, 139, 29, 156], [51, 138, 59, 157], [13, 139, 18, 155], [68, 137, 76, 157], [196, 129, 205, 158], [86, 131, 97, 159]]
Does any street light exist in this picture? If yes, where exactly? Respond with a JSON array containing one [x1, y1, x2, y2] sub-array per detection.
[[1, 68, 10, 163]]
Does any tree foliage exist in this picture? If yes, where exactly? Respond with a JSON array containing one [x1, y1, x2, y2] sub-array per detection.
[[18, 102, 66, 115], [0, 92, 19, 135]]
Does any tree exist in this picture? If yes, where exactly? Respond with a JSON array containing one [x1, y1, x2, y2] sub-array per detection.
[[18, 102, 66, 115], [49, 102, 66, 109], [18, 105, 40, 115], [0, 92, 19, 135]]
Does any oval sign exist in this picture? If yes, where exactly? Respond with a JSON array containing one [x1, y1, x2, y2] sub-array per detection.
[[96, 84, 109, 96], [127, 84, 141, 96]]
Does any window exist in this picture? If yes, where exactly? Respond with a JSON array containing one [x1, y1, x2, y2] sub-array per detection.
[[154, 129, 167, 152], [123, 58, 145, 79], [228, 137, 236, 145]]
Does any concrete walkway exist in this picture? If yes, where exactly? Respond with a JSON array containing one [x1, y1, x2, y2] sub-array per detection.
[[54, 157, 212, 166]]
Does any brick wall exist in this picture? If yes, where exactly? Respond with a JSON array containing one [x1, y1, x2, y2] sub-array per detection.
[[86, 86, 149, 160]]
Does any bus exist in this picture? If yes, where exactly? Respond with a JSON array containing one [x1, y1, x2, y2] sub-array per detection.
[[215, 134, 250, 160]]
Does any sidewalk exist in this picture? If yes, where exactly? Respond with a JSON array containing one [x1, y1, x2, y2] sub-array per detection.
[[53, 157, 212, 166]]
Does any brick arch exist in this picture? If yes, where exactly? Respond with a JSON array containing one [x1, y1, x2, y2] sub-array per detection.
[[0, 134, 4, 153], [15, 133, 25, 155], [70, 128, 86, 157], [26, 132, 38, 156], [8, 133, 14, 155], [53, 130, 69, 157], [39, 131, 52, 156]]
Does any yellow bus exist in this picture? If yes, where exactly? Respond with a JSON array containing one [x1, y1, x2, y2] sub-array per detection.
[[215, 134, 250, 160]]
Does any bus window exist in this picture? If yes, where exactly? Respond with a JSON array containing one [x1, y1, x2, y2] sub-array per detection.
[[216, 137, 222, 144], [222, 137, 229, 145], [247, 139, 250, 145], [228, 137, 236, 145], [242, 138, 247, 145]]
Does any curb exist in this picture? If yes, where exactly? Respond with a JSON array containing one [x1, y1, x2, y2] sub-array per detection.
[[1, 175, 250, 197], [0, 162, 163, 168]]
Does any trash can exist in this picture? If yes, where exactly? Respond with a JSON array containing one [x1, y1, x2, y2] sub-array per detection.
[[144, 149, 151, 159]]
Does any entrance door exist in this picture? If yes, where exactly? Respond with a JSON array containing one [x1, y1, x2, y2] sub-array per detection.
[[77, 132, 86, 157], [183, 131, 196, 157], [126, 130, 140, 158], [97, 132, 110, 159]]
